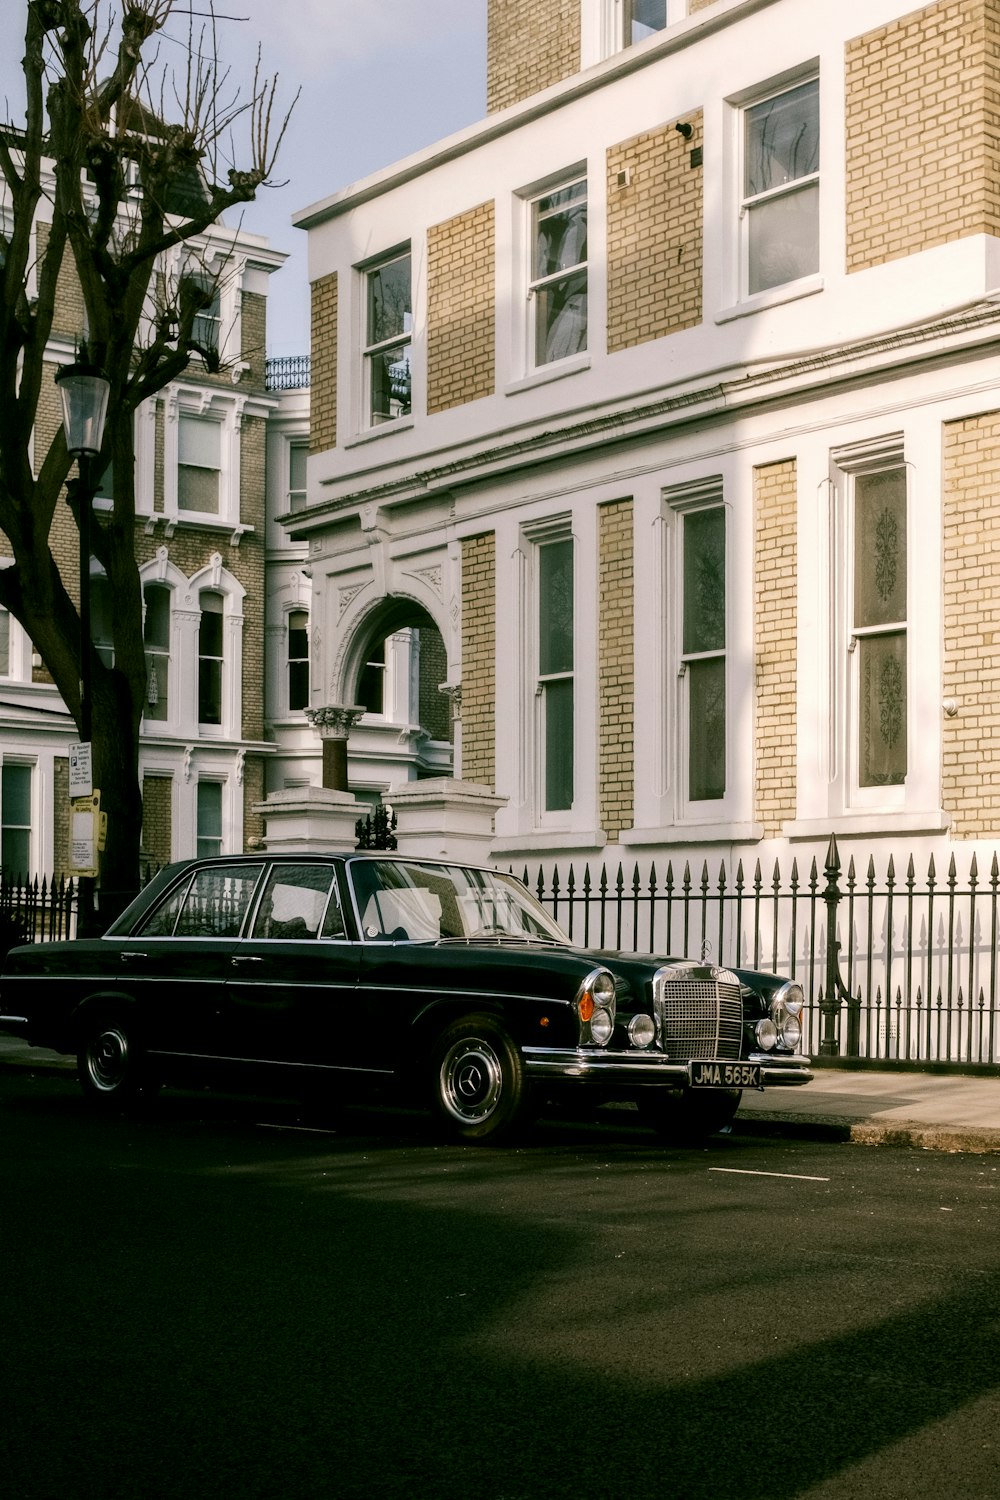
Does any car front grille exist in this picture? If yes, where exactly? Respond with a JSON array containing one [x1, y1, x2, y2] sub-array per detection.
[[652, 969, 744, 1060]]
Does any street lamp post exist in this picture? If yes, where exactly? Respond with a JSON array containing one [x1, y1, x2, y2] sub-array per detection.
[[55, 361, 110, 937]]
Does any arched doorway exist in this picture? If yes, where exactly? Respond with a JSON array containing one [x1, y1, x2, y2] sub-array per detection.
[[344, 598, 453, 798]]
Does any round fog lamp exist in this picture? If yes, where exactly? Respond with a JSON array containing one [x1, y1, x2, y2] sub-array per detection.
[[628, 1013, 656, 1049], [590, 1007, 614, 1045], [755, 1017, 778, 1051]]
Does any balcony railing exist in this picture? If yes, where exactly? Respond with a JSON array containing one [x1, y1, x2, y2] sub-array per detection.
[[265, 355, 311, 391]]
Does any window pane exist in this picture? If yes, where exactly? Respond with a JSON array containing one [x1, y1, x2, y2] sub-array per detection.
[[178, 416, 221, 466], [745, 80, 819, 198], [196, 783, 223, 860], [1, 828, 29, 881], [859, 632, 907, 787], [289, 442, 307, 510], [178, 464, 220, 513], [368, 344, 411, 424], [539, 539, 574, 676], [288, 609, 309, 711], [2, 764, 31, 880], [854, 469, 907, 629], [683, 509, 726, 654], [144, 586, 170, 650], [688, 657, 726, 800], [199, 594, 224, 725], [3, 764, 31, 824], [544, 678, 574, 812], [367, 255, 411, 345], [144, 650, 169, 720], [747, 182, 819, 295], [534, 188, 587, 279], [534, 271, 588, 366], [628, 0, 667, 43], [0, 608, 9, 675], [358, 638, 385, 714]]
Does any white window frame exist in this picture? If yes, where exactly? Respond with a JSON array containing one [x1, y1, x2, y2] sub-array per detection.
[[286, 606, 310, 714], [528, 517, 576, 824], [359, 246, 413, 432], [0, 760, 34, 880], [196, 778, 224, 859], [523, 171, 589, 376], [831, 437, 909, 813], [665, 479, 735, 821], [164, 386, 242, 527], [737, 70, 820, 304], [582, 0, 684, 62], [287, 439, 308, 513]]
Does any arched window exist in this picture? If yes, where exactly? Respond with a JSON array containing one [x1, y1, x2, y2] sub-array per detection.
[[143, 583, 171, 722], [287, 609, 309, 711], [198, 591, 225, 726]]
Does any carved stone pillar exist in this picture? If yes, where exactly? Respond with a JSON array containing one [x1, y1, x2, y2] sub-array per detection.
[[306, 704, 366, 791]]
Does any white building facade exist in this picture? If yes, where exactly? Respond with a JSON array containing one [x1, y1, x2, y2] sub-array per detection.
[[290, 0, 1000, 892]]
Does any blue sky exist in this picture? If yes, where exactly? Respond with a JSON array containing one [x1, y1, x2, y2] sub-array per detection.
[[1, 1, 488, 355]]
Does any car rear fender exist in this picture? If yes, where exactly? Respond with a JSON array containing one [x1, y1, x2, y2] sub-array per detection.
[[69, 990, 144, 1047]]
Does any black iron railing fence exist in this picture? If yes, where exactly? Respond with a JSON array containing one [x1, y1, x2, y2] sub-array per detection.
[[0, 873, 78, 951], [517, 835, 1000, 1070]]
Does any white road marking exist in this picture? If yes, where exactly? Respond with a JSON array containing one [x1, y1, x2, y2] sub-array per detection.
[[709, 1168, 830, 1182]]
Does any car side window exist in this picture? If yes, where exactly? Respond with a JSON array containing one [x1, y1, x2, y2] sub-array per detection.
[[251, 863, 345, 941], [135, 865, 262, 938]]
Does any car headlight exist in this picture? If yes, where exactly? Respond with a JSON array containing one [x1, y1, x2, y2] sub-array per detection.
[[778, 1013, 802, 1051], [770, 982, 804, 1051], [755, 1018, 778, 1051], [590, 1008, 615, 1045], [576, 968, 617, 1046], [628, 1013, 656, 1049], [771, 981, 804, 1018]]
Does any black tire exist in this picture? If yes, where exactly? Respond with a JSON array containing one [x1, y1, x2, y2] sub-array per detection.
[[430, 1014, 531, 1143], [77, 1015, 159, 1109], [639, 1087, 742, 1145]]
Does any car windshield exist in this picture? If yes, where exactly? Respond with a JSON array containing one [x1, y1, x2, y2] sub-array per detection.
[[347, 860, 569, 944]]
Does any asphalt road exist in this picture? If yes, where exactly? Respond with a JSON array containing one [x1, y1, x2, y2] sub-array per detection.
[[3, 1071, 1000, 1500]]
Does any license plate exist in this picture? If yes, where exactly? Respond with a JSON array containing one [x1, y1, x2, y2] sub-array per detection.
[[688, 1060, 762, 1089]]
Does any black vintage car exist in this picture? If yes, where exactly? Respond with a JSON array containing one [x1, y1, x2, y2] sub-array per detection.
[[0, 853, 812, 1142]]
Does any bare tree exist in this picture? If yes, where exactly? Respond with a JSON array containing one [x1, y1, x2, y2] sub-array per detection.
[[0, 0, 295, 920]]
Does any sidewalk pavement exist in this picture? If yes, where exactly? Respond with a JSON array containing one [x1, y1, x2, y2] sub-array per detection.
[[3, 1034, 1000, 1151]]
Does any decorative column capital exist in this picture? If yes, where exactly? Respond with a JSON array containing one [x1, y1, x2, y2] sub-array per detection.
[[306, 704, 366, 740]]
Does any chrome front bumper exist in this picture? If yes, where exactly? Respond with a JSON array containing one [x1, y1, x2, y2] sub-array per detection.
[[523, 1046, 813, 1088]]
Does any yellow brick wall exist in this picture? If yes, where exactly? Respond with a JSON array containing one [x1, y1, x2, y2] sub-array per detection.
[[607, 112, 704, 353], [688, 0, 718, 10], [487, 0, 581, 113], [942, 410, 1000, 835], [598, 499, 635, 840], [846, 0, 1000, 272], [753, 460, 797, 836], [141, 776, 174, 869], [37, 220, 86, 339], [427, 202, 496, 413], [460, 533, 496, 788], [240, 290, 268, 389], [310, 272, 338, 453]]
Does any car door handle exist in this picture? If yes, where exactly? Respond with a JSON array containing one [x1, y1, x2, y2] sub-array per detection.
[[231, 955, 263, 966], [120, 951, 148, 962]]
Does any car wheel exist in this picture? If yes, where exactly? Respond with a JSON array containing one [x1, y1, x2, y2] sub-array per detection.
[[639, 1087, 742, 1144], [77, 1016, 159, 1108], [431, 1014, 531, 1143]]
